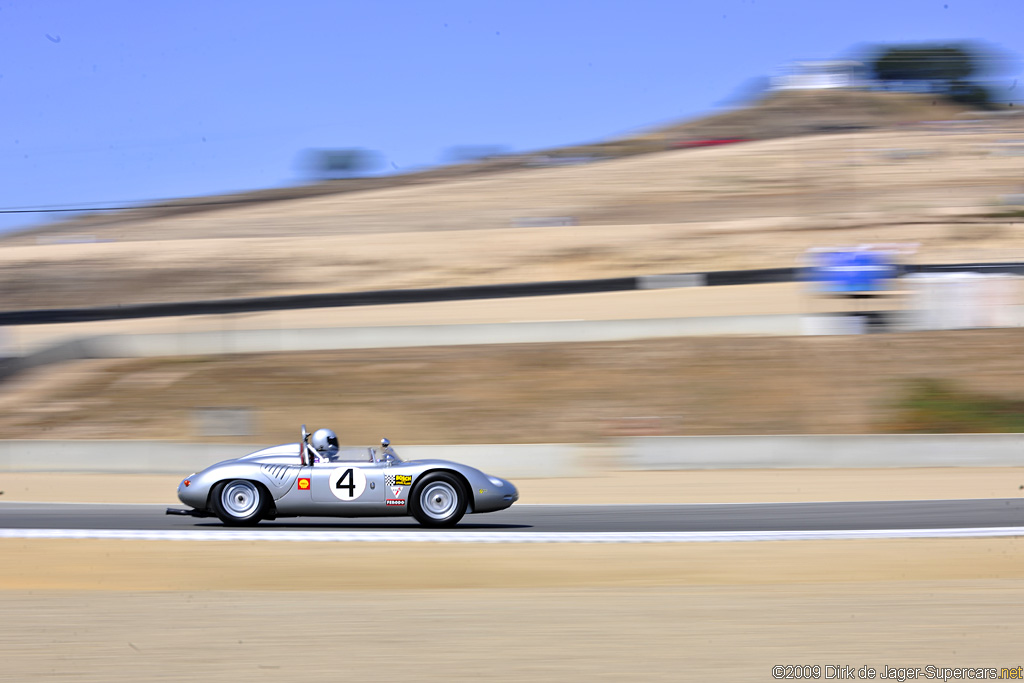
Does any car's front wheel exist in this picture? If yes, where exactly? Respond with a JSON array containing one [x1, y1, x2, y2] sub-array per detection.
[[211, 480, 266, 526], [410, 472, 467, 527]]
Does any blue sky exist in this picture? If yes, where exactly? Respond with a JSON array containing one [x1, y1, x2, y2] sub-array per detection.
[[1, 0, 1022, 234]]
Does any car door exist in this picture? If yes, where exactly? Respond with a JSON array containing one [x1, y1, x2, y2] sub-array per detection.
[[309, 459, 386, 515]]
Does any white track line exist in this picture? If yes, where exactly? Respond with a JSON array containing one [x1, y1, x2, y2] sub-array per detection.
[[1, 498, 1015, 507], [1, 527, 1023, 543]]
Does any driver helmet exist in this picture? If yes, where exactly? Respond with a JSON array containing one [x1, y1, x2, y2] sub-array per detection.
[[311, 428, 339, 459]]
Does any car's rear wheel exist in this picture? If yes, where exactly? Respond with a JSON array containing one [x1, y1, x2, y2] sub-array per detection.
[[410, 472, 467, 527], [211, 480, 266, 526]]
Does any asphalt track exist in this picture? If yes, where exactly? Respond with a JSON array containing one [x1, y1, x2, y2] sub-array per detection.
[[2, 499, 1024, 533]]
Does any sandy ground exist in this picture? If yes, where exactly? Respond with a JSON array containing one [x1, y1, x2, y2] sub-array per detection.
[[3, 470, 1023, 681], [2, 468, 1024, 505], [3, 538, 1024, 591], [0, 582, 1021, 681], [1, 541, 1023, 681]]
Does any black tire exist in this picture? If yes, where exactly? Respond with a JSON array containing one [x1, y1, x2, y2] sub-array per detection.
[[410, 472, 467, 527], [210, 480, 266, 526]]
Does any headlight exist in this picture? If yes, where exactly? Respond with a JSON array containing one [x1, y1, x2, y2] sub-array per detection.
[[487, 477, 505, 487]]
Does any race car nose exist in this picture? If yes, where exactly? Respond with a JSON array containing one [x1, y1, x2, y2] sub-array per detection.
[[502, 481, 519, 504]]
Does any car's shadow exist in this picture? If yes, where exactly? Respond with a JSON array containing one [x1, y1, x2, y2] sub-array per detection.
[[193, 521, 532, 530]]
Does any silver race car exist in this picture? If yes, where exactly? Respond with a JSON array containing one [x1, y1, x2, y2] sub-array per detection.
[[169, 426, 518, 527]]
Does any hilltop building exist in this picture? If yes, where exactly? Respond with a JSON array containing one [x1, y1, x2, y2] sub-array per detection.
[[771, 60, 867, 91]]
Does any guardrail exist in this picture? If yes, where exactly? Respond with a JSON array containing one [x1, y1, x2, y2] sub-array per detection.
[[4, 261, 1024, 326]]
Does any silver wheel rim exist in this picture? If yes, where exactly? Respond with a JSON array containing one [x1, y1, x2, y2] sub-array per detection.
[[222, 481, 260, 518], [421, 482, 459, 520]]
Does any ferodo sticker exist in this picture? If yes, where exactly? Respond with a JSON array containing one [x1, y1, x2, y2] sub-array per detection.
[[328, 467, 367, 501], [297, 478, 310, 490], [385, 499, 406, 506], [386, 473, 412, 487]]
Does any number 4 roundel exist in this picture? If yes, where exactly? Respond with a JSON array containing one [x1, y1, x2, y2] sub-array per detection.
[[328, 467, 367, 501]]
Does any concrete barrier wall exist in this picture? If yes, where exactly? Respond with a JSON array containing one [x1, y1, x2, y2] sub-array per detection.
[[78, 315, 807, 356], [616, 434, 1024, 469], [0, 441, 254, 476], [2, 435, 1022, 477], [384, 444, 593, 478], [0, 441, 593, 478], [2, 316, 804, 382]]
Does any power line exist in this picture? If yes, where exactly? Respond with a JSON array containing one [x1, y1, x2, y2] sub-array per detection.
[[1, 206, 152, 214], [0, 197, 275, 215]]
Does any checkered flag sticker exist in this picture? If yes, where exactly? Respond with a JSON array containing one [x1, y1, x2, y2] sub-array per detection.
[[384, 472, 412, 491]]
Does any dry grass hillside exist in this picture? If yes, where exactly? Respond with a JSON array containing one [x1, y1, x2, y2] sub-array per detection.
[[3, 93, 1024, 444], [621, 89, 972, 146], [2, 329, 1023, 443], [7, 90, 973, 234], [2, 92, 1023, 311]]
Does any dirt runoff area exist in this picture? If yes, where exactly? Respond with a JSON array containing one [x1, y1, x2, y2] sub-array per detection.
[[2, 469, 1024, 680], [1, 540, 1023, 681]]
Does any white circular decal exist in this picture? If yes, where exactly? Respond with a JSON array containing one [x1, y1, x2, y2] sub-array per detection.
[[328, 467, 367, 501]]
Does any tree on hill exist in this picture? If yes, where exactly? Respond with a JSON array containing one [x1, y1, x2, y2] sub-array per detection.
[[299, 148, 384, 179], [867, 41, 1011, 108], [872, 45, 973, 86]]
